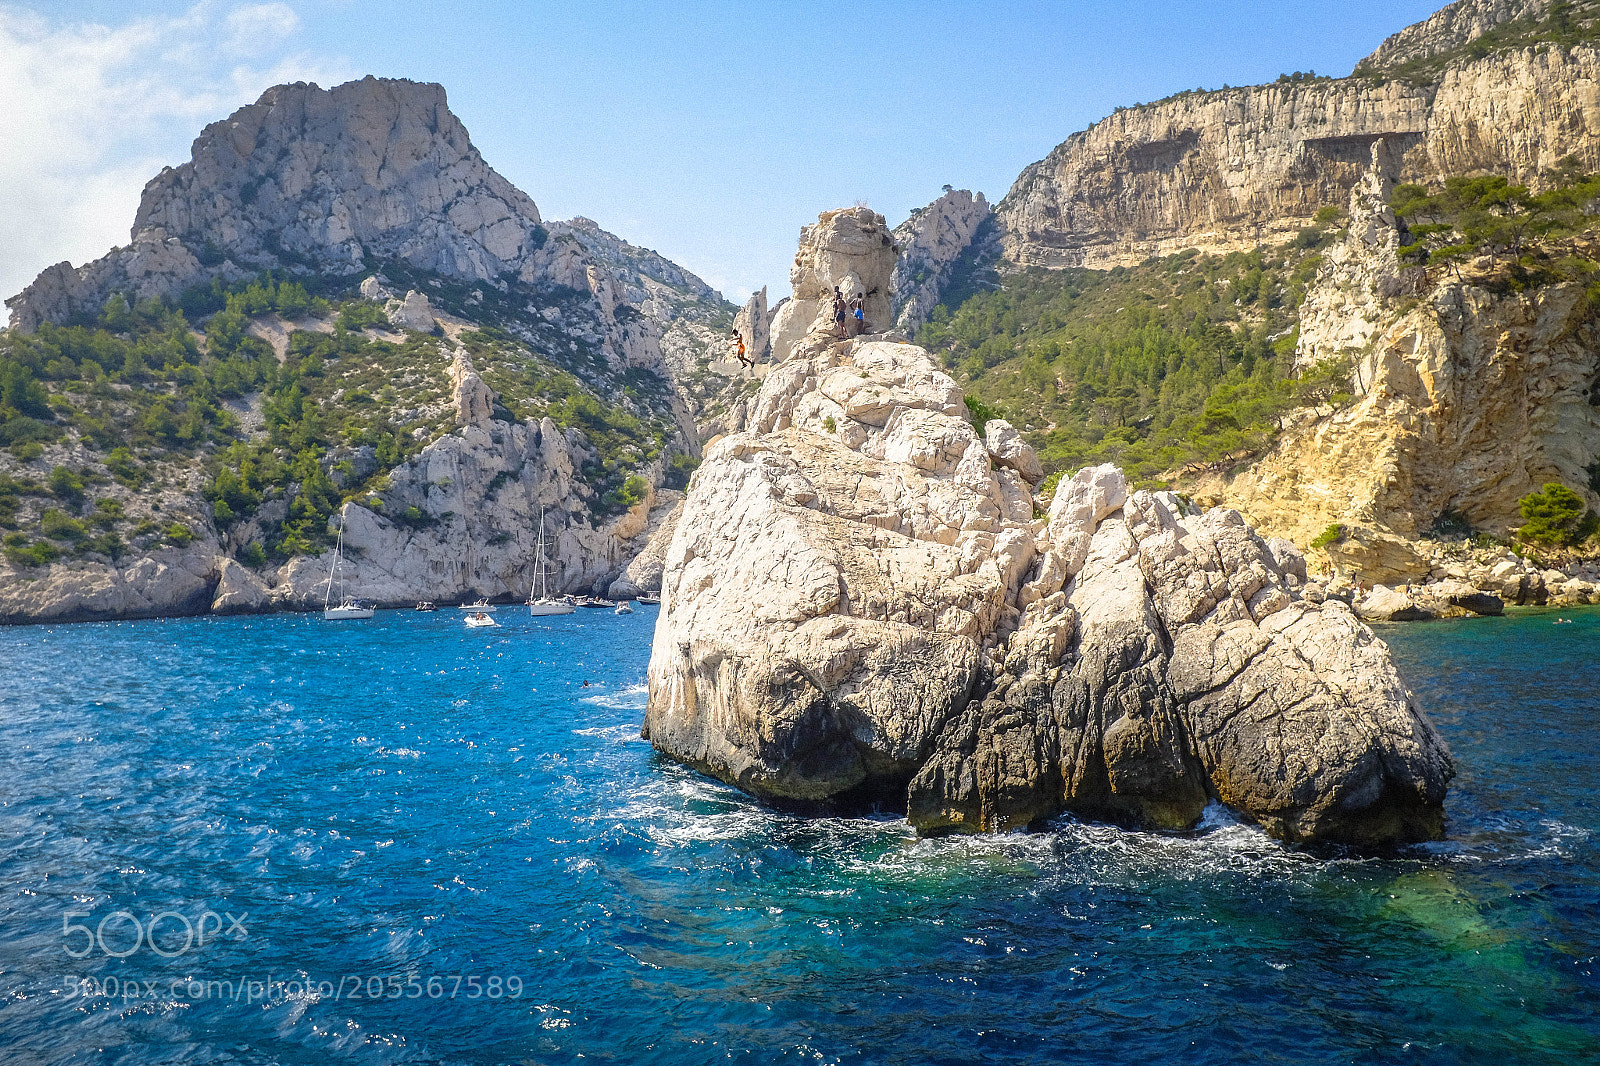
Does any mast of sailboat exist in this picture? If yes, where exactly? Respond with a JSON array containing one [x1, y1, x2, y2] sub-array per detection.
[[324, 513, 347, 610], [536, 507, 548, 601]]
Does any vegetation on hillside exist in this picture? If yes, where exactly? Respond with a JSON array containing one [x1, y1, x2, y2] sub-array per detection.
[[1, 267, 688, 570], [916, 216, 1352, 490], [1354, 1, 1600, 86], [1516, 482, 1599, 547], [1390, 159, 1600, 294]]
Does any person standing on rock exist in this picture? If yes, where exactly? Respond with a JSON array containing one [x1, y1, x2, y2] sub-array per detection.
[[832, 287, 848, 338], [851, 291, 865, 336]]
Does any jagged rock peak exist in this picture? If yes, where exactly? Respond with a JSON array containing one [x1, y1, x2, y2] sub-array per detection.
[[767, 206, 899, 364], [891, 188, 992, 332], [1360, 0, 1575, 73], [7, 76, 548, 331], [734, 287, 770, 362]]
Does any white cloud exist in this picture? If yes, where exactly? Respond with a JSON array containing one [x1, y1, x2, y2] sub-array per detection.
[[0, 2, 354, 308], [225, 3, 299, 57]]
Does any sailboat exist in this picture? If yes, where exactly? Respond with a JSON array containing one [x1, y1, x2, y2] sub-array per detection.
[[527, 509, 575, 616], [323, 513, 373, 620]]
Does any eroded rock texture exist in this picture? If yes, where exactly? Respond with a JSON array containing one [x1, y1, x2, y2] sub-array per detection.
[[909, 474, 1453, 846], [645, 331, 1452, 846]]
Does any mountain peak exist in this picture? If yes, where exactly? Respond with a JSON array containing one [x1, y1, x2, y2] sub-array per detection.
[[7, 76, 548, 331]]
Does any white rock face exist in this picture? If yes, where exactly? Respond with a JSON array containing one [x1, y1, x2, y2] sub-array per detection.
[[644, 332, 1452, 845], [768, 207, 899, 364], [891, 188, 991, 331], [1362, 0, 1559, 72], [265, 415, 659, 608], [734, 287, 770, 361], [1211, 140, 1600, 548], [0, 544, 221, 624], [996, 34, 1600, 270], [358, 275, 395, 301], [387, 290, 437, 333], [7, 77, 554, 330], [982, 419, 1044, 485]]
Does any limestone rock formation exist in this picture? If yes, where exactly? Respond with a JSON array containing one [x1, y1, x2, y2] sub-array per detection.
[[0, 543, 222, 624], [606, 493, 684, 600], [8, 78, 551, 331], [891, 189, 992, 331], [995, 26, 1600, 270], [644, 330, 1452, 846], [767, 208, 899, 364], [1204, 147, 1600, 551], [644, 332, 1030, 805], [388, 290, 437, 333], [0, 76, 708, 624], [734, 287, 771, 363]]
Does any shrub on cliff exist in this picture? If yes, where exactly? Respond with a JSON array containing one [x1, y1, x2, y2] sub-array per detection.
[[1516, 482, 1599, 547]]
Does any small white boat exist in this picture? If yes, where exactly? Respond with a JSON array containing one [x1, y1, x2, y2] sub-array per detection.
[[322, 515, 373, 620], [464, 612, 498, 628], [635, 593, 660, 606], [458, 599, 497, 612], [614, 602, 634, 615]]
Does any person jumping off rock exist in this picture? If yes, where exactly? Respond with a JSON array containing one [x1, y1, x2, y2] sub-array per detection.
[[732, 330, 752, 369]]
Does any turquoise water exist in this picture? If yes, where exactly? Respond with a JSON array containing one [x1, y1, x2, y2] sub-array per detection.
[[0, 605, 1596, 1064]]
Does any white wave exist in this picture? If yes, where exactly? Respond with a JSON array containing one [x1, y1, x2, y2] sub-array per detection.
[[571, 724, 640, 743], [579, 682, 648, 710]]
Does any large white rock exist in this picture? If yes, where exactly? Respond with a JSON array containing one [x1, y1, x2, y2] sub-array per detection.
[[646, 336, 1453, 845]]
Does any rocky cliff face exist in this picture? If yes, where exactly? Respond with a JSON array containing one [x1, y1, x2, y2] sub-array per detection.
[[643, 329, 1452, 845], [10, 78, 546, 330], [995, 40, 1600, 270], [891, 189, 991, 331], [0, 345, 666, 622], [1195, 144, 1600, 569]]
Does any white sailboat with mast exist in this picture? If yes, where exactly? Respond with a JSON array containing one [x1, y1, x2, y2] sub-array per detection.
[[527, 509, 575, 616], [323, 512, 373, 620]]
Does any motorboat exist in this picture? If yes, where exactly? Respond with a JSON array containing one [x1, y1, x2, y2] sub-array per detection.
[[414, 601, 437, 612], [458, 599, 497, 612], [577, 597, 616, 609], [635, 593, 661, 606], [464, 611, 498, 628], [323, 515, 373, 620], [614, 602, 634, 615]]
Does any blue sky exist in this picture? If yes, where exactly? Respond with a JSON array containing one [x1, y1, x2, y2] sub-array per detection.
[[2, 0, 1444, 308]]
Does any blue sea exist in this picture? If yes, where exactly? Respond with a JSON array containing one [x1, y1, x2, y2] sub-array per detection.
[[0, 605, 1596, 1065]]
